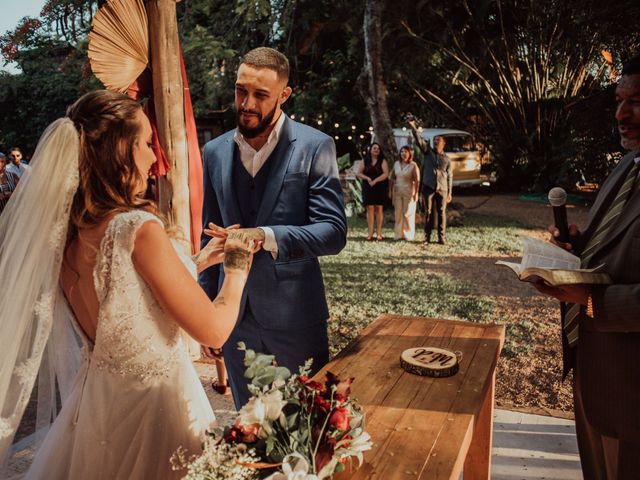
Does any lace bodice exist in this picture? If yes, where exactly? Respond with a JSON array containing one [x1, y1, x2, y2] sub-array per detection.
[[91, 210, 193, 382]]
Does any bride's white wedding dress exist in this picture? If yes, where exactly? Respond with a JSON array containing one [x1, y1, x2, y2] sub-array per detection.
[[25, 210, 215, 480]]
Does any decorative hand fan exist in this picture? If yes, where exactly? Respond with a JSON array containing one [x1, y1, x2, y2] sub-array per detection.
[[88, 0, 149, 93]]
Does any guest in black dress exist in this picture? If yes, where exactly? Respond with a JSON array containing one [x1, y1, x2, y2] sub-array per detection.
[[356, 142, 389, 240]]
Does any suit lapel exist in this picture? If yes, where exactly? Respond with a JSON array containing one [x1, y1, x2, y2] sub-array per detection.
[[256, 116, 297, 225], [584, 152, 639, 260], [220, 134, 242, 225], [584, 154, 633, 232]]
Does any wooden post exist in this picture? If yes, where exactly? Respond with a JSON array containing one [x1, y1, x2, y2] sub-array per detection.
[[146, 0, 191, 253]]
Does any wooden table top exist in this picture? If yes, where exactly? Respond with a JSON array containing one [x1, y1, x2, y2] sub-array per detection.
[[317, 314, 505, 480]]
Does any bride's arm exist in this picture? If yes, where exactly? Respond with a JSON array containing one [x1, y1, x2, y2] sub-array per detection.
[[132, 221, 251, 348]]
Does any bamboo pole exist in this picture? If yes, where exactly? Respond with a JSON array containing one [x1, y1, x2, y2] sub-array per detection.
[[146, 0, 191, 254]]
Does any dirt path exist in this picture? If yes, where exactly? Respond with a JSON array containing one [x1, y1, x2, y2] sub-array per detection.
[[452, 193, 592, 417]]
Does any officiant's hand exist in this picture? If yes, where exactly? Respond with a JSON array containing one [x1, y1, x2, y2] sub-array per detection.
[[532, 282, 591, 305], [547, 224, 580, 253], [194, 223, 240, 273]]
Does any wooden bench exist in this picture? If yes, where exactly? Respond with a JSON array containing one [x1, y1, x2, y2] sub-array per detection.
[[316, 314, 505, 480]]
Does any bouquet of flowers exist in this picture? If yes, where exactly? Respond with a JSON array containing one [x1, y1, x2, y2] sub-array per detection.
[[172, 343, 372, 480]]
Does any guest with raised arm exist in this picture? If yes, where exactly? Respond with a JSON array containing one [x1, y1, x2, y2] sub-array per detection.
[[407, 115, 452, 245]]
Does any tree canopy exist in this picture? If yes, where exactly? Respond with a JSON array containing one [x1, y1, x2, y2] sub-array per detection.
[[1, 0, 639, 190]]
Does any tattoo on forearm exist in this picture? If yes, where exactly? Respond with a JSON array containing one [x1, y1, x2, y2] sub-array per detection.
[[224, 248, 250, 271], [213, 296, 227, 307]]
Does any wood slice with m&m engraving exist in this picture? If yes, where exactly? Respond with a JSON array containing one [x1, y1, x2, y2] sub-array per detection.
[[400, 347, 461, 378]]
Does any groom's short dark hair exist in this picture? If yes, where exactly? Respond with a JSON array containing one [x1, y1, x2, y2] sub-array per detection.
[[240, 47, 289, 83]]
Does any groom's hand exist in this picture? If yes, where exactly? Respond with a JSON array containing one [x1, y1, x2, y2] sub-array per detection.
[[237, 227, 266, 245]]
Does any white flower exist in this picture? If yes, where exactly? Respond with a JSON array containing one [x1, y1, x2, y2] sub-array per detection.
[[238, 388, 287, 435], [335, 430, 372, 468], [264, 453, 319, 480]]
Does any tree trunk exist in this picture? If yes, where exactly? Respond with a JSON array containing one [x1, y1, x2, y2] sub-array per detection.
[[146, 0, 191, 254], [362, 0, 396, 162]]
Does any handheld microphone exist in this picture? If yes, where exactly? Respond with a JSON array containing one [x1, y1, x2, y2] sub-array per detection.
[[548, 187, 570, 243]]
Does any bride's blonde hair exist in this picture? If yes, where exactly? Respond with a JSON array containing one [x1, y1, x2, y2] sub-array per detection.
[[66, 90, 155, 240]]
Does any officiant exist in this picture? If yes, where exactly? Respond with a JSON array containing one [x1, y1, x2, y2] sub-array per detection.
[[533, 54, 640, 478]]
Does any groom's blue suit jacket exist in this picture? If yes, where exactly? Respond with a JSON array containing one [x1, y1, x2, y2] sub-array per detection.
[[199, 115, 347, 330]]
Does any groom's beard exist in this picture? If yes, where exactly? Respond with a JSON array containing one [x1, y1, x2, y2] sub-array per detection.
[[236, 101, 278, 139]]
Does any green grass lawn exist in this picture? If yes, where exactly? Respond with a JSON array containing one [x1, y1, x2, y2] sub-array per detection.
[[321, 210, 533, 357]]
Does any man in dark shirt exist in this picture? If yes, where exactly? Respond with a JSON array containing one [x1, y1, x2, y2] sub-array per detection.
[[408, 118, 453, 244]]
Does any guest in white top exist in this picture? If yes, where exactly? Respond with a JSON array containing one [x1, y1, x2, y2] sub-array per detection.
[[389, 146, 420, 241], [6, 147, 30, 179]]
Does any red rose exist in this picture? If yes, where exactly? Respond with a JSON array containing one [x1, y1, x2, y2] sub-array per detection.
[[223, 425, 243, 444], [315, 436, 337, 472], [305, 380, 325, 393], [314, 394, 331, 414], [329, 407, 351, 431], [325, 372, 353, 398]]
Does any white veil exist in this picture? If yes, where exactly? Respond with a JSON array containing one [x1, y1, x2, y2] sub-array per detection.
[[0, 118, 81, 467]]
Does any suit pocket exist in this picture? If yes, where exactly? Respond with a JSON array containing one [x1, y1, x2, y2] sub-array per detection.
[[271, 174, 309, 224], [284, 171, 308, 182], [275, 257, 313, 279]]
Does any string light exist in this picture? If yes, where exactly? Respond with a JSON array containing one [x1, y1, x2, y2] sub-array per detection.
[[368, 126, 373, 131], [291, 114, 296, 120], [300, 116, 305, 122], [334, 123, 339, 128], [317, 120, 323, 126], [351, 125, 356, 130], [334, 135, 339, 140], [348, 135, 353, 140], [359, 134, 365, 139]]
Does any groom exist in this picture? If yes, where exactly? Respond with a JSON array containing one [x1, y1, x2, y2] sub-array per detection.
[[199, 47, 347, 408]]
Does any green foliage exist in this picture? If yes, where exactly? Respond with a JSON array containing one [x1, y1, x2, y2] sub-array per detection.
[[324, 214, 497, 354], [336, 153, 351, 171], [344, 179, 364, 217], [0, 1, 99, 154], [2, 0, 639, 190], [238, 341, 292, 390], [398, 0, 640, 190], [322, 211, 538, 359], [0, 39, 99, 153], [503, 321, 536, 358]]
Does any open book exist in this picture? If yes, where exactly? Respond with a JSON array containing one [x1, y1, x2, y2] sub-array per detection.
[[496, 237, 611, 286]]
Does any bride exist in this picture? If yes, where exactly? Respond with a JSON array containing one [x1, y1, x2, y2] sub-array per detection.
[[0, 90, 255, 479]]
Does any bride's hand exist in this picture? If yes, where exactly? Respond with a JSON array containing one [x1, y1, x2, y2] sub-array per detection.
[[194, 223, 240, 273], [223, 231, 256, 277]]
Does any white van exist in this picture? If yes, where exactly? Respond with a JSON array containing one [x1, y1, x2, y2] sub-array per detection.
[[393, 127, 487, 187]]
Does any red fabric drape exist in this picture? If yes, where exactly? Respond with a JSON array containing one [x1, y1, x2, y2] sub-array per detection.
[[180, 50, 204, 254]]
